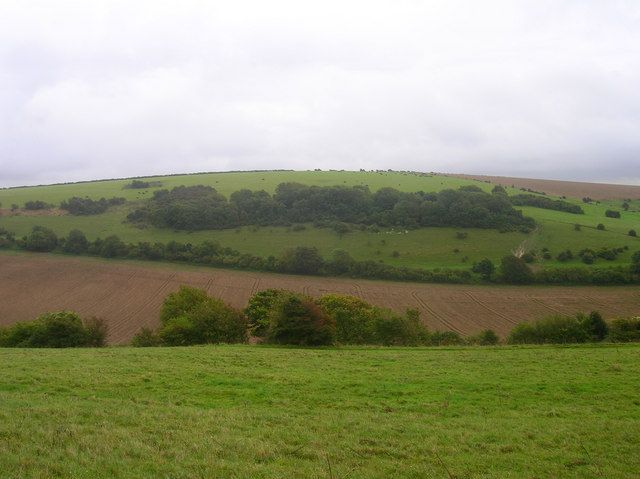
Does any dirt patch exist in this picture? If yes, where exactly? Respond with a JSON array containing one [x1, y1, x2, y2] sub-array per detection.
[[448, 174, 640, 200], [1, 252, 638, 344], [0, 208, 68, 217]]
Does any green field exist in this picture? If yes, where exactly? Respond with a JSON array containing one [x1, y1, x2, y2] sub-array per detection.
[[1, 170, 639, 269], [1, 344, 638, 478]]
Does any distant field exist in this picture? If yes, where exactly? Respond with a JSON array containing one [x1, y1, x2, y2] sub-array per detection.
[[1, 344, 639, 478], [1, 170, 639, 270], [2, 252, 638, 344], [451, 173, 640, 200]]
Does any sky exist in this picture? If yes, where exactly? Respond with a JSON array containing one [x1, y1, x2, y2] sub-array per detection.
[[1, 0, 639, 187]]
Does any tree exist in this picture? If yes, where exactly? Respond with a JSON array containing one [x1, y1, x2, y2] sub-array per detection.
[[579, 311, 608, 341], [158, 286, 247, 345], [266, 294, 335, 346], [472, 258, 495, 280], [99, 235, 128, 258], [23, 226, 58, 252], [499, 255, 533, 284], [63, 229, 89, 254], [244, 289, 289, 337], [280, 246, 324, 274]]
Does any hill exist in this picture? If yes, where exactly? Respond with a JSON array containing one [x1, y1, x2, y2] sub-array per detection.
[[1, 170, 639, 274], [1, 343, 638, 478]]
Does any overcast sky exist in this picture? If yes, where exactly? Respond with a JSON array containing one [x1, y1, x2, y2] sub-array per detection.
[[1, 1, 639, 187]]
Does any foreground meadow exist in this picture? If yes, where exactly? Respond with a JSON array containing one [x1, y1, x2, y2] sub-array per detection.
[[1, 344, 639, 478]]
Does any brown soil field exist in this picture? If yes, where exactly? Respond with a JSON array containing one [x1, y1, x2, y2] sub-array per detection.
[[448, 174, 640, 200], [0, 208, 68, 217], [1, 252, 639, 344]]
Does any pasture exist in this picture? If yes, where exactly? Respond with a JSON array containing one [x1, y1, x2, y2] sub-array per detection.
[[1, 170, 639, 270], [1, 344, 639, 478]]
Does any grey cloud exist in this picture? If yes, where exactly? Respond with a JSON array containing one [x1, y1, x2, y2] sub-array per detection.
[[1, 0, 639, 187]]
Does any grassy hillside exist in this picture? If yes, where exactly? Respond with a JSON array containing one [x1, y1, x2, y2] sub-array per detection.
[[1, 170, 639, 270], [1, 344, 638, 478]]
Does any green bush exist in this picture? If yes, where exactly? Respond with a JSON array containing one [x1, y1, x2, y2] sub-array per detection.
[[499, 255, 534, 284], [131, 327, 162, 347], [468, 329, 500, 345], [607, 317, 640, 342], [62, 229, 89, 254], [266, 293, 335, 346], [508, 312, 607, 344], [0, 311, 106, 348], [244, 289, 289, 337], [158, 286, 247, 346], [22, 226, 58, 252]]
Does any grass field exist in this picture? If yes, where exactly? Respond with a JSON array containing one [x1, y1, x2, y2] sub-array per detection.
[[1, 344, 639, 478], [1, 170, 639, 269]]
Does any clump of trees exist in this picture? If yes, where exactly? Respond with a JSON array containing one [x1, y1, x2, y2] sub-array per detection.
[[124, 179, 162, 189], [508, 311, 640, 344], [509, 194, 584, 214], [60, 196, 125, 215], [126, 183, 536, 232], [0, 312, 107, 348], [131, 286, 248, 346], [24, 200, 53, 210]]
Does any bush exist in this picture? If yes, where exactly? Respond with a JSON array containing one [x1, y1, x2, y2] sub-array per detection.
[[629, 230, 637, 237], [508, 311, 607, 344], [22, 226, 58, 252], [158, 286, 247, 345], [556, 250, 573, 262], [605, 209, 621, 219], [499, 255, 533, 284], [596, 223, 605, 230], [279, 246, 324, 275], [24, 200, 52, 210], [60, 196, 125, 215], [471, 258, 495, 280], [607, 317, 640, 342], [318, 295, 429, 345], [0, 311, 106, 348], [62, 229, 89, 254], [131, 327, 162, 346], [244, 289, 289, 337], [0, 227, 16, 248], [468, 329, 500, 345], [266, 293, 335, 345]]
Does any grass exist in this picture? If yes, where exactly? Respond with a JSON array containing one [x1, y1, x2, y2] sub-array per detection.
[[1, 170, 639, 270], [0, 344, 639, 478]]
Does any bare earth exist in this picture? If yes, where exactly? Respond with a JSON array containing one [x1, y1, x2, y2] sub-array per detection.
[[1, 252, 638, 344], [448, 174, 640, 200]]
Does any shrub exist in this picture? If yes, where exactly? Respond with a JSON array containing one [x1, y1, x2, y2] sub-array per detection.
[[98, 235, 128, 258], [556, 250, 573, 262], [507, 312, 606, 344], [596, 223, 605, 230], [428, 330, 465, 346], [279, 246, 324, 275], [0, 311, 105, 348], [158, 286, 247, 345], [499, 255, 534, 284], [471, 258, 495, 280], [468, 329, 500, 345], [24, 200, 52, 210], [629, 230, 637, 237], [266, 293, 335, 346], [0, 227, 16, 248], [574, 224, 581, 231], [244, 289, 289, 337], [22, 226, 58, 252], [60, 196, 125, 215], [131, 327, 162, 346], [521, 252, 535, 263], [605, 209, 621, 219], [62, 229, 89, 254], [607, 317, 640, 342], [455, 232, 468, 240]]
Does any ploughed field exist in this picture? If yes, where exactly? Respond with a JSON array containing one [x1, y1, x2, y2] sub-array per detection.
[[2, 252, 639, 344]]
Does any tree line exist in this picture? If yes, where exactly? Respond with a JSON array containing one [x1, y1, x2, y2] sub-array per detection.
[[126, 183, 537, 232], [1, 225, 639, 286]]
